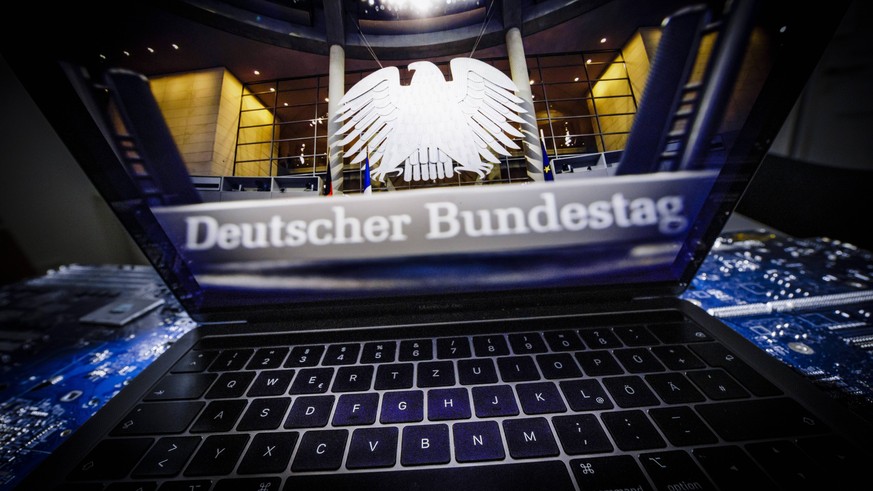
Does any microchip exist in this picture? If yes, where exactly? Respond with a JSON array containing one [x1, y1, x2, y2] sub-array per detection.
[[79, 298, 165, 326]]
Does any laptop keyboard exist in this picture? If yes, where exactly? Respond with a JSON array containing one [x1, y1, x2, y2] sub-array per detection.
[[58, 317, 865, 490]]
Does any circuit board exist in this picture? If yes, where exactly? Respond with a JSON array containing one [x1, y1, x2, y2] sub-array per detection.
[[682, 231, 873, 420], [0, 265, 196, 490]]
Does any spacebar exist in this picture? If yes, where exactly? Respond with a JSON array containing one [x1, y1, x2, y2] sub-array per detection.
[[283, 461, 575, 491]]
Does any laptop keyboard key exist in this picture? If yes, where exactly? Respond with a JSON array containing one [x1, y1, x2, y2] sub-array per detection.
[[333, 392, 379, 426], [131, 436, 200, 478], [457, 358, 498, 385], [285, 345, 325, 367], [472, 334, 509, 356], [381, 390, 424, 423], [645, 372, 705, 404], [648, 406, 717, 446], [601, 410, 666, 451], [552, 414, 613, 454], [614, 325, 660, 346], [399, 339, 433, 361], [651, 345, 705, 370], [144, 373, 217, 401], [436, 336, 471, 359], [245, 347, 288, 369], [471, 384, 519, 417], [209, 349, 253, 371], [68, 437, 154, 480], [575, 350, 624, 376], [613, 348, 665, 373], [570, 455, 652, 491], [171, 350, 217, 373], [686, 368, 750, 400], [214, 477, 282, 491], [690, 342, 781, 396], [323, 343, 361, 365], [559, 379, 614, 412], [111, 401, 204, 436], [543, 330, 585, 351], [516, 381, 567, 415], [417, 360, 455, 387], [246, 369, 294, 397], [374, 362, 414, 389], [346, 427, 399, 469], [578, 328, 622, 349], [502, 417, 559, 459], [536, 353, 582, 379], [693, 445, 777, 488], [236, 397, 291, 431], [190, 400, 246, 432], [602, 375, 660, 407], [184, 434, 249, 476], [291, 429, 349, 471], [204, 371, 255, 399], [427, 387, 471, 421], [289, 367, 334, 394], [452, 421, 505, 462], [746, 440, 826, 488], [284, 395, 335, 428], [508, 332, 547, 354], [401, 424, 451, 466], [332, 365, 374, 392], [639, 450, 713, 490], [497, 355, 540, 382], [360, 341, 397, 363], [696, 398, 827, 441], [236, 431, 298, 474]]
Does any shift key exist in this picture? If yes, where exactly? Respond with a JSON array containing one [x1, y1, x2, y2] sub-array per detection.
[[696, 398, 826, 441]]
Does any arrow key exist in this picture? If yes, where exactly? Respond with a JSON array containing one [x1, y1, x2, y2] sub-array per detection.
[[132, 436, 202, 478]]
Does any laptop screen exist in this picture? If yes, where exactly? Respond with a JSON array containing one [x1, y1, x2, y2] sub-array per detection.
[[0, 0, 847, 321]]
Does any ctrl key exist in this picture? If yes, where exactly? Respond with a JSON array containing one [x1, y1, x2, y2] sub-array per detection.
[[68, 438, 154, 480], [569, 455, 653, 491]]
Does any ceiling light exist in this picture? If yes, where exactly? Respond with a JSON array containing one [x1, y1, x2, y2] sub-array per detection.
[[147, 47, 155, 53], [574, 77, 579, 82], [600, 37, 607, 43], [171, 44, 179, 50], [254, 70, 260, 75]]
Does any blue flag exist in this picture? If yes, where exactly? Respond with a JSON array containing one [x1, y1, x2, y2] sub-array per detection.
[[363, 152, 372, 194], [541, 136, 555, 181]]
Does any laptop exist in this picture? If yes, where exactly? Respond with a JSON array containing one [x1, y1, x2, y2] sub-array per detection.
[[4, 0, 871, 489]]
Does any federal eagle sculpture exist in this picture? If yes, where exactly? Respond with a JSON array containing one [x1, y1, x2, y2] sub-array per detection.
[[332, 58, 530, 183]]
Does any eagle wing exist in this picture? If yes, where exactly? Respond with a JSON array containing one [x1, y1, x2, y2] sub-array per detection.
[[449, 58, 528, 169], [333, 66, 403, 168]]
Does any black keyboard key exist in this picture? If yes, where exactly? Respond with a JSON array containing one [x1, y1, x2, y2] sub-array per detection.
[[457, 358, 498, 385], [291, 429, 349, 471], [360, 341, 396, 363], [502, 417, 559, 459], [285, 345, 324, 367], [144, 373, 217, 401], [204, 371, 255, 399], [693, 445, 776, 488], [401, 424, 451, 466], [184, 434, 249, 476], [374, 363, 414, 390], [543, 330, 584, 351], [427, 387, 471, 421], [696, 398, 827, 441], [536, 353, 582, 379], [648, 406, 717, 446], [472, 334, 509, 356], [323, 343, 361, 365], [690, 342, 782, 396], [246, 369, 294, 397], [132, 436, 201, 478], [399, 339, 433, 361], [578, 328, 622, 349], [614, 325, 660, 346], [552, 414, 613, 454], [209, 349, 253, 371], [171, 350, 217, 373], [613, 348, 665, 373], [575, 350, 624, 376], [417, 360, 455, 387], [289, 367, 334, 394], [570, 455, 652, 491], [516, 382, 567, 415], [686, 368, 750, 400], [332, 365, 374, 392], [746, 440, 826, 488], [380, 390, 424, 423], [284, 395, 336, 428], [602, 375, 660, 407], [111, 401, 204, 436], [333, 392, 379, 426], [645, 372, 705, 404], [508, 332, 547, 354], [471, 384, 520, 417], [68, 438, 154, 480], [453, 421, 505, 462], [559, 379, 614, 412], [436, 336, 471, 359], [601, 409, 666, 451], [236, 397, 291, 431], [106, 482, 157, 491], [346, 427, 399, 469], [156, 480, 211, 491], [639, 450, 713, 490], [796, 434, 869, 473], [497, 355, 540, 382], [245, 347, 288, 369], [284, 461, 575, 491], [213, 477, 282, 491], [190, 399, 246, 432], [237, 431, 298, 474], [651, 345, 705, 370]]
